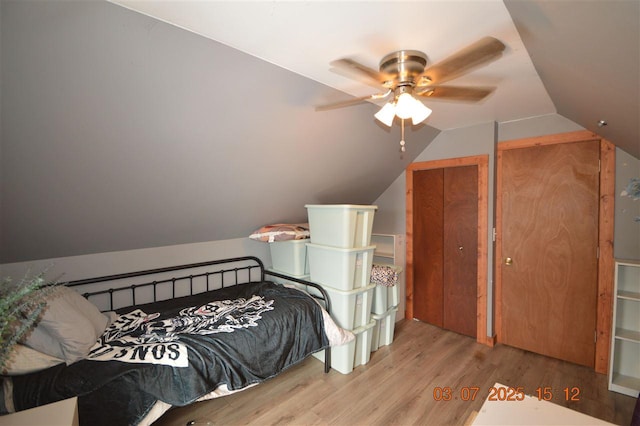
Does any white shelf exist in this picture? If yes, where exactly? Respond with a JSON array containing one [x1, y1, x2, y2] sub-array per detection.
[[371, 234, 397, 263], [618, 290, 640, 301], [615, 328, 640, 343], [370, 233, 405, 322], [609, 260, 640, 397], [373, 251, 395, 259], [610, 373, 640, 398], [371, 234, 403, 264]]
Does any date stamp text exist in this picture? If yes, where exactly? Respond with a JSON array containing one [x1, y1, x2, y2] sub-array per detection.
[[432, 386, 581, 402]]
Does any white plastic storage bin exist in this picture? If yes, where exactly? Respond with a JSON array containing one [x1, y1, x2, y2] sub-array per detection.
[[372, 284, 400, 315], [313, 320, 375, 374], [305, 204, 377, 248], [323, 283, 375, 330], [269, 239, 309, 276], [371, 307, 398, 351], [272, 278, 375, 331], [267, 273, 310, 287], [306, 243, 375, 291]]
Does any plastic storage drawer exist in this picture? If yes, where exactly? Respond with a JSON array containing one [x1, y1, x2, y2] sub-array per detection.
[[306, 243, 375, 291], [305, 204, 377, 248], [269, 239, 309, 277]]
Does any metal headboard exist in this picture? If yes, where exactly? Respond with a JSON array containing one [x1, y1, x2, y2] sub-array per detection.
[[67, 256, 265, 311]]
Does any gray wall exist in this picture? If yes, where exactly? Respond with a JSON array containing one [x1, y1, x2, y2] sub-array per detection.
[[3, 1, 637, 279], [375, 112, 640, 331], [0, 237, 271, 303], [374, 121, 497, 234], [615, 148, 640, 260], [373, 114, 590, 336], [373, 114, 588, 236], [373, 121, 498, 335], [0, 0, 438, 264]]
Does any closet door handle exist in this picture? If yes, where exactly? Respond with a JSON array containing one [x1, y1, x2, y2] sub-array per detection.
[[505, 257, 513, 266]]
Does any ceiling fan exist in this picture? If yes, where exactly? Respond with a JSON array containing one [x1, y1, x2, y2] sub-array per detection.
[[316, 37, 506, 151]]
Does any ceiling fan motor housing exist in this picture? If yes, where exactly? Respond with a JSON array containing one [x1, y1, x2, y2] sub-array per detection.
[[379, 50, 428, 87]]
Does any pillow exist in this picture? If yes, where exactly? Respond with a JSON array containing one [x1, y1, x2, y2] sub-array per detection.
[[22, 287, 109, 365], [2, 344, 64, 375], [249, 223, 310, 242], [59, 286, 109, 336]]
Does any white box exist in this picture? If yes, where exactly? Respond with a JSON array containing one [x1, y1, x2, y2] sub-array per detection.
[[0, 397, 78, 426], [305, 204, 377, 248], [313, 320, 375, 374], [306, 243, 375, 291], [371, 307, 398, 351], [372, 284, 400, 315], [269, 239, 309, 276]]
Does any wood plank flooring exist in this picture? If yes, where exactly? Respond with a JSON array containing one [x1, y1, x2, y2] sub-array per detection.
[[154, 320, 637, 426]]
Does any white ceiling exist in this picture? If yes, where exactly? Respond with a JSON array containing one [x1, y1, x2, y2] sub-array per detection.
[[109, 0, 639, 159], [111, 0, 556, 131]]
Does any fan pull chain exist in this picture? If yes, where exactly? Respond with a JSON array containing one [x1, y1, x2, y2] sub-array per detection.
[[400, 119, 406, 152]]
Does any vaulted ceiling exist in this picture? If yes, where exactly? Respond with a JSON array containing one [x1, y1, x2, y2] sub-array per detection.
[[1, 1, 638, 264], [113, 0, 639, 159]]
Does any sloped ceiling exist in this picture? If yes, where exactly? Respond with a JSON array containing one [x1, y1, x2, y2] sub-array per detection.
[[505, 0, 639, 159], [112, 0, 639, 159], [1, 0, 638, 264], [0, 0, 437, 263], [112, 0, 554, 133]]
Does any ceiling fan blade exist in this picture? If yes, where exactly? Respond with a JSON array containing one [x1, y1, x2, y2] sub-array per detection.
[[331, 58, 392, 87], [415, 85, 496, 101], [315, 91, 391, 111], [417, 37, 506, 86]]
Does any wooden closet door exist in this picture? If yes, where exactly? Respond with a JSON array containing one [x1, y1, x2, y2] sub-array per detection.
[[412, 166, 478, 338], [413, 169, 444, 327], [443, 166, 478, 337], [500, 141, 599, 367]]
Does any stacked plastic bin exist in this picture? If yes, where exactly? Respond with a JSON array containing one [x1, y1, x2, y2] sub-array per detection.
[[370, 263, 402, 351], [268, 239, 310, 277], [305, 204, 378, 374]]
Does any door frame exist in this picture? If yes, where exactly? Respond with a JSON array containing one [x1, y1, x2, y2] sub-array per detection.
[[495, 130, 615, 374], [406, 155, 490, 346]]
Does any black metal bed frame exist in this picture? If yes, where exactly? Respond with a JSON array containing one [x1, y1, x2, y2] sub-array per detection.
[[66, 255, 331, 372]]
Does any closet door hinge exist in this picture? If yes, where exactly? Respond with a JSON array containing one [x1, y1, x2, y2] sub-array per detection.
[[597, 246, 600, 259], [492, 227, 496, 242]]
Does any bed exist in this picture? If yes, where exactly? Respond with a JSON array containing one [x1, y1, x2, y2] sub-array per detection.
[[0, 256, 351, 425]]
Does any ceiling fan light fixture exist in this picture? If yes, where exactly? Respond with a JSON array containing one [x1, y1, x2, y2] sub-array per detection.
[[394, 92, 416, 119], [411, 102, 432, 125], [375, 102, 396, 127]]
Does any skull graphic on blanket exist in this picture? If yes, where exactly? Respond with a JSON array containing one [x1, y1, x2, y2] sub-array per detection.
[[88, 295, 275, 367], [142, 296, 275, 341]]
